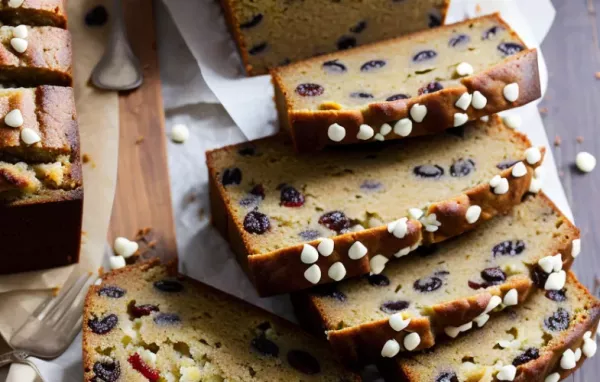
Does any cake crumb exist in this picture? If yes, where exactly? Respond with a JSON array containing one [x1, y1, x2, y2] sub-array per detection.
[[577, 136, 584, 143], [82, 153, 96, 168], [475, 4, 482, 13], [135, 227, 153, 243], [539, 107, 548, 115], [148, 240, 157, 249], [135, 136, 144, 145], [595, 72, 600, 79], [554, 135, 562, 146]]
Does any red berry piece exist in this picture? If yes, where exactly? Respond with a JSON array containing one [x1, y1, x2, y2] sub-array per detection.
[[280, 186, 304, 207], [130, 303, 159, 318], [128, 353, 160, 382], [318, 211, 350, 233], [418, 81, 444, 95]]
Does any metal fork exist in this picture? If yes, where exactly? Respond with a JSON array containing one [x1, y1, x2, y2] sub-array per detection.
[[0, 272, 98, 368]]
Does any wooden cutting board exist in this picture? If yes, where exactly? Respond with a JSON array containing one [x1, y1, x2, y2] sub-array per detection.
[[108, 0, 178, 264]]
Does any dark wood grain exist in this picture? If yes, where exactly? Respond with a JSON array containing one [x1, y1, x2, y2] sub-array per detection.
[[108, 0, 178, 264], [542, 1, 600, 380]]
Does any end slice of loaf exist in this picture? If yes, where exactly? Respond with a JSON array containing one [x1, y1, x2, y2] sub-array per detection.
[[0, 0, 67, 28]]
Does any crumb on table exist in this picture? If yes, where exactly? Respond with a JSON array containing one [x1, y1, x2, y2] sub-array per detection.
[[596, 72, 600, 79], [577, 136, 584, 143], [554, 135, 562, 146], [135, 136, 144, 145], [539, 107, 548, 115]]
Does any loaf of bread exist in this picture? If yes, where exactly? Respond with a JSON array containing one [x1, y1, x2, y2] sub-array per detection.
[[83, 260, 359, 382], [219, 0, 450, 76], [207, 115, 545, 296], [0, 86, 82, 274], [272, 13, 540, 152], [0, 0, 67, 28], [291, 193, 580, 366], [378, 273, 600, 382]]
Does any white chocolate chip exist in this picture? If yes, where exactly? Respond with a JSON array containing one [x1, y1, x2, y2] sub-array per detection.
[[94, 278, 102, 285], [408, 208, 423, 220], [503, 115, 522, 129], [348, 241, 367, 260], [4, 109, 23, 128], [113, 237, 139, 258], [380, 123, 392, 136], [8, 0, 24, 7], [545, 270, 566, 291], [410, 103, 427, 123], [13, 25, 27, 39], [560, 349, 576, 370], [552, 254, 563, 272], [473, 313, 490, 327], [503, 83, 519, 102], [21, 127, 41, 145], [389, 314, 411, 331], [471, 91, 488, 109], [394, 118, 412, 137], [394, 247, 411, 258], [300, 244, 319, 264], [538, 255, 557, 274], [465, 205, 481, 224], [403, 332, 420, 351], [387, 217, 408, 239], [480, 115, 490, 122], [10, 37, 27, 53], [420, 213, 441, 233], [381, 339, 400, 358], [585, 331, 592, 340], [453, 113, 469, 127], [370, 255, 389, 275], [574, 348, 582, 362], [525, 147, 542, 165], [327, 262, 346, 281], [572, 239, 581, 258], [444, 326, 461, 338], [456, 62, 474, 76], [109, 256, 126, 270], [484, 295, 503, 314], [171, 124, 189, 143], [317, 238, 334, 256], [327, 123, 346, 142], [529, 177, 542, 193], [544, 373, 560, 382], [503, 289, 518, 306], [357, 124, 374, 140], [374, 133, 385, 141], [489, 175, 509, 195], [455, 92, 472, 110], [511, 162, 527, 178], [576, 152, 596, 173], [583, 337, 597, 358], [350, 224, 365, 232], [304, 264, 321, 284], [180, 366, 202, 382], [496, 364, 517, 381]]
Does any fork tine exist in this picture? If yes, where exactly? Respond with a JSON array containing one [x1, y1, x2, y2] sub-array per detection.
[[53, 274, 96, 333], [35, 271, 85, 319], [44, 273, 92, 325]]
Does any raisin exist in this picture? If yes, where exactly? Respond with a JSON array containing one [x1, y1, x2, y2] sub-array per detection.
[[350, 92, 374, 99], [299, 230, 320, 241], [248, 42, 267, 55], [280, 185, 305, 207], [435, 270, 450, 276], [153, 280, 184, 292], [497, 159, 519, 170], [93, 360, 120, 382], [319, 211, 350, 233], [436, 371, 459, 382], [128, 353, 160, 381], [360, 60, 386, 72], [249, 184, 265, 199], [337, 36, 357, 50], [85, 5, 108, 27], [498, 42, 525, 56], [154, 313, 181, 325], [88, 314, 118, 335], [244, 211, 271, 234], [251, 337, 279, 357], [428, 13, 442, 28], [238, 146, 256, 156], [414, 276, 443, 292], [350, 20, 367, 34], [287, 350, 321, 374], [322, 60, 347, 74], [512, 347, 540, 366], [130, 304, 159, 318], [221, 168, 242, 186], [240, 14, 263, 29], [380, 300, 410, 314], [97, 285, 125, 298], [482, 26, 504, 39], [413, 164, 444, 179], [449, 34, 470, 47], [386, 93, 410, 101], [314, 284, 347, 302], [532, 266, 549, 289], [296, 83, 325, 97], [546, 289, 567, 302], [412, 50, 437, 62], [481, 267, 506, 284], [492, 240, 526, 257], [360, 180, 382, 191], [367, 274, 390, 286], [544, 308, 570, 332], [418, 81, 444, 95], [450, 158, 476, 177]]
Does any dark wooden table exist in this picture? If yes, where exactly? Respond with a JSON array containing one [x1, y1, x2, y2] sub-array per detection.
[[541, 0, 600, 380]]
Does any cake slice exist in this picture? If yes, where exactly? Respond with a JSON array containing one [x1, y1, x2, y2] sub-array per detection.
[[82, 260, 359, 382], [272, 13, 540, 152], [220, 0, 449, 76], [207, 116, 544, 296], [291, 193, 580, 366], [378, 273, 600, 382], [0, 0, 67, 28]]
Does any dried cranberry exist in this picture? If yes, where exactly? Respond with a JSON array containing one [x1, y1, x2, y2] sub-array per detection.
[[492, 240, 526, 257], [380, 300, 410, 314], [130, 304, 159, 318], [468, 280, 485, 290], [532, 266, 549, 289], [244, 211, 271, 234], [360, 60, 386, 72], [450, 158, 476, 177], [88, 314, 118, 335], [513, 347, 540, 366], [350, 20, 367, 34], [128, 353, 160, 381], [436, 371, 458, 382], [318, 211, 350, 233], [418, 81, 444, 95], [360, 180, 382, 191], [251, 336, 279, 357], [295, 83, 325, 97], [367, 274, 390, 286], [544, 308, 570, 332], [350, 92, 374, 99], [249, 42, 267, 55], [498, 42, 525, 56], [497, 159, 519, 170], [221, 168, 242, 186], [546, 289, 567, 302], [413, 164, 444, 179], [386, 93, 410, 101], [240, 14, 263, 29], [97, 285, 125, 298], [299, 230, 320, 241], [85, 5, 108, 27], [412, 50, 437, 62], [238, 146, 256, 156], [287, 350, 321, 374], [482, 26, 504, 40], [414, 276, 443, 292], [280, 186, 305, 207], [93, 360, 120, 382], [337, 36, 357, 50], [154, 313, 181, 325], [153, 280, 183, 292], [481, 267, 506, 284], [314, 285, 347, 302], [449, 34, 470, 47], [322, 60, 347, 74]]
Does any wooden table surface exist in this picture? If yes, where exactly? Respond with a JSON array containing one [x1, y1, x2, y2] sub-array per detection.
[[541, 0, 600, 380]]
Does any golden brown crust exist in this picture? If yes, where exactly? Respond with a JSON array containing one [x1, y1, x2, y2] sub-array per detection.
[[0, 0, 67, 28]]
